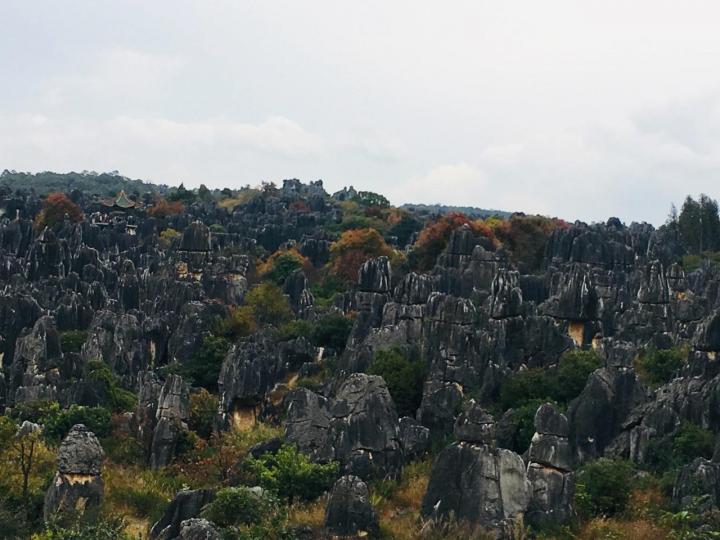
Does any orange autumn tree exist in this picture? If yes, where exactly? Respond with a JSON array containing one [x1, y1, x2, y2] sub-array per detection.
[[147, 197, 185, 219], [34, 192, 84, 230], [410, 212, 497, 271], [484, 214, 568, 273], [329, 228, 393, 282]]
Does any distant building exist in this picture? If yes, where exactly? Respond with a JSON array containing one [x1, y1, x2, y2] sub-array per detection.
[[102, 190, 137, 210]]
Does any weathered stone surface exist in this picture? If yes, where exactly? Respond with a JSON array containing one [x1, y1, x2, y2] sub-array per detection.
[[421, 442, 531, 535], [178, 518, 221, 540], [324, 475, 379, 538], [9, 315, 62, 404], [150, 374, 190, 468], [526, 404, 575, 527], [150, 489, 216, 540], [398, 416, 430, 460], [453, 400, 496, 444], [567, 341, 646, 464], [285, 374, 402, 480], [44, 424, 104, 523], [218, 330, 285, 426], [672, 458, 720, 513]]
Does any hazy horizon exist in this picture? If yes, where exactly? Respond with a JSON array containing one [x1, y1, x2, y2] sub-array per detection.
[[4, 1, 720, 225]]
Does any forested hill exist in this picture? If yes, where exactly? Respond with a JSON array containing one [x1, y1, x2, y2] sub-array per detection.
[[3, 175, 720, 538], [0, 170, 167, 197], [401, 202, 511, 219]]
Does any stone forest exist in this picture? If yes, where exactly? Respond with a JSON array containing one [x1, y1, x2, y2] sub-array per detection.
[[3, 170, 720, 539]]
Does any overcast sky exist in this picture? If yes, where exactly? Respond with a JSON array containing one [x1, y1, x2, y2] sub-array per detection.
[[3, 1, 720, 224]]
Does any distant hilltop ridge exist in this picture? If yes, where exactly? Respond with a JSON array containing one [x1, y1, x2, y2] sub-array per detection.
[[400, 203, 511, 219], [0, 171, 512, 218]]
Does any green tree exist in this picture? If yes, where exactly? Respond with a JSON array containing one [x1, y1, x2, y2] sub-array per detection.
[[352, 190, 390, 208], [499, 349, 601, 410], [200, 487, 269, 528], [178, 336, 231, 392], [310, 313, 353, 352], [244, 283, 293, 325], [59, 331, 88, 354], [637, 347, 686, 386], [83, 360, 137, 412], [41, 404, 111, 442], [188, 389, 220, 439], [678, 194, 720, 253], [33, 516, 131, 540], [263, 252, 303, 285], [673, 423, 714, 464], [245, 444, 338, 503], [555, 349, 603, 403], [368, 348, 425, 417], [575, 458, 635, 518], [499, 368, 553, 411], [388, 213, 423, 247]]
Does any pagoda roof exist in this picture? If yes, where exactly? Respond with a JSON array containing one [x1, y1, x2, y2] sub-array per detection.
[[102, 190, 136, 209]]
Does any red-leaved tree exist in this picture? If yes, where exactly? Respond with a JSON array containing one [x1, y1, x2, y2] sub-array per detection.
[[34, 192, 83, 230]]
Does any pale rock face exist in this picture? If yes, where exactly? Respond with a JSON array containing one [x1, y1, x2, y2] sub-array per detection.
[[526, 404, 575, 527], [324, 475, 379, 538], [421, 441, 531, 536], [44, 424, 104, 523], [284, 373, 402, 480]]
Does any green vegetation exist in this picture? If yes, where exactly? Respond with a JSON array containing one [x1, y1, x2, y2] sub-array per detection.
[[42, 404, 111, 442], [575, 458, 635, 518], [636, 347, 687, 387], [368, 348, 425, 417], [31, 516, 132, 540], [260, 249, 307, 285], [0, 170, 163, 197], [499, 348, 602, 410], [201, 487, 272, 528], [188, 389, 219, 439], [674, 423, 715, 463], [176, 335, 231, 392], [676, 194, 720, 254], [310, 274, 346, 307], [281, 312, 353, 352], [497, 398, 550, 455], [59, 330, 87, 353], [244, 282, 293, 325], [245, 444, 339, 503], [83, 361, 137, 412]]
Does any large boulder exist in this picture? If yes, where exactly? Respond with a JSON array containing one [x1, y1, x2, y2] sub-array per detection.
[[44, 424, 104, 524], [421, 442, 531, 537], [567, 340, 645, 463], [150, 374, 190, 468], [526, 404, 575, 528], [324, 475, 379, 538], [672, 458, 720, 513], [150, 489, 216, 540], [218, 330, 285, 427], [178, 518, 221, 540], [398, 416, 430, 460], [285, 374, 402, 480], [453, 400, 495, 444], [8, 315, 62, 404]]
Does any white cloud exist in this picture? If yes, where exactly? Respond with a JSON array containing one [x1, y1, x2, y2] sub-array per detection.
[[109, 115, 325, 157], [6, 3, 720, 224], [42, 48, 185, 109]]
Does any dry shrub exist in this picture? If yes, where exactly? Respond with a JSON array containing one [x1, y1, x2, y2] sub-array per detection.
[[578, 517, 670, 540], [288, 497, 327, 530]]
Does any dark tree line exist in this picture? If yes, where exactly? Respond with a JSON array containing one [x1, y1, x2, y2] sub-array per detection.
[[670, 194, 720, 254]]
